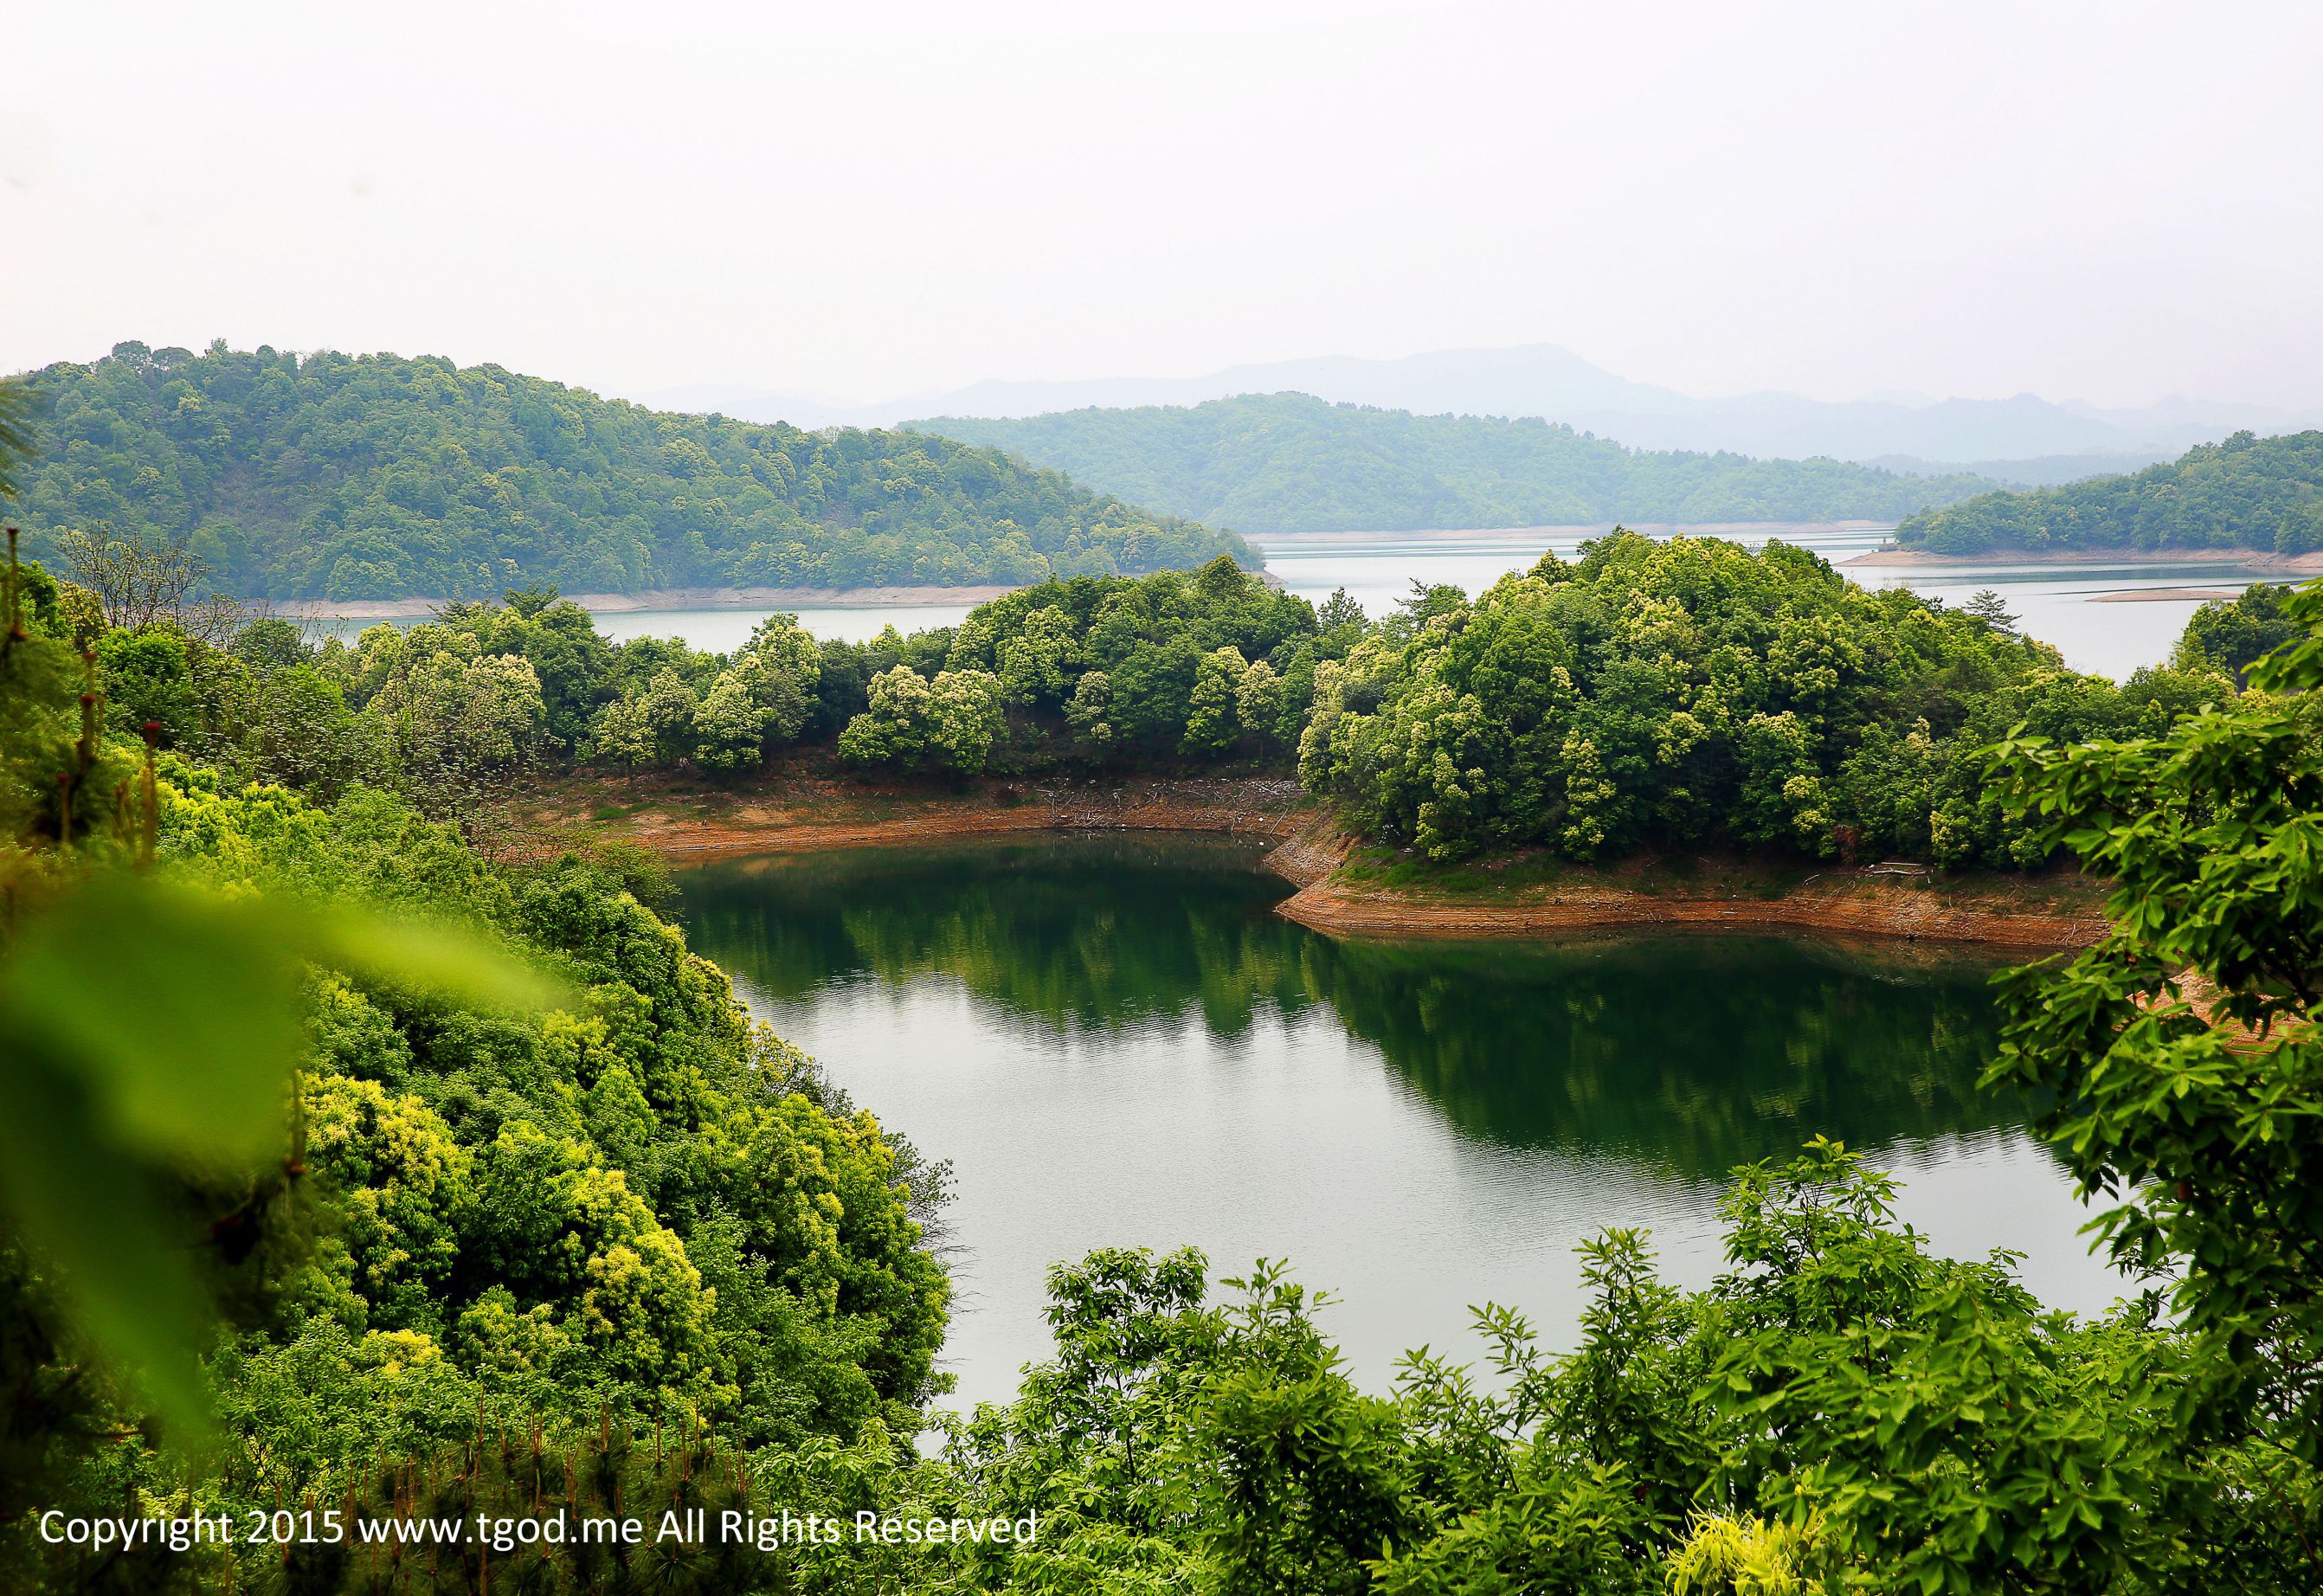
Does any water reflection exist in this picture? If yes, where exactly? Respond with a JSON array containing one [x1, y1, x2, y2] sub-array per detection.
[[674, 834, 2110, 1409], [679, 835, 2013, 1178]]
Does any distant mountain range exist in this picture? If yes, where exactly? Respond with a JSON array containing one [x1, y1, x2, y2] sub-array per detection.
[[647, 344, 2323, 470], [915, 394, 2002, 538]]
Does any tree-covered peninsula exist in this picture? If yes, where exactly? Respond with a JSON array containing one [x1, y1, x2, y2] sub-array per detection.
[[5, 343, 1252, 601], [51, 519, 2229, 880], [1895, 428, 2323, 554], [916, 392, 2002, 536]]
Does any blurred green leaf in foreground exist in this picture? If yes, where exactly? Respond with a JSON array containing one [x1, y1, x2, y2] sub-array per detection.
[[0, 868, 563, 1446]]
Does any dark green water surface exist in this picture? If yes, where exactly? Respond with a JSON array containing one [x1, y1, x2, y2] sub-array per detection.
[[673, 834, 2120, 1412]]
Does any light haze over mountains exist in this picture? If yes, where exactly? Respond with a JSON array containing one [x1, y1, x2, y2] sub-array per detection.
[[648, 344, 2323, 476]]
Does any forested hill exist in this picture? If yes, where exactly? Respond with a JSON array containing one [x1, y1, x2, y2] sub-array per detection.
[[912, 391, 2003, 537], [8, 342, 1252, 601], [1895, 428, 2323, 555]]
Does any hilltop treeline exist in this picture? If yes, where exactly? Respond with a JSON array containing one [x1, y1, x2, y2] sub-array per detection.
[[61, 534, 2237, 876], [1896, 428, 2323, 554], [5, 342, 1251, 601], [918, 392, 1999, 536]]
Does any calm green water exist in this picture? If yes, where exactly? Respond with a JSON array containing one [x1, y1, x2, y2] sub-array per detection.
[[673, 835, 2122, 1413]]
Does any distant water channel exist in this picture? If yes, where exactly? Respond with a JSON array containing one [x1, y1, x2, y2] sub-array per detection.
[[672, 834, 2125, 1417], [1259, 526, 2275, 681], [299, 521, 2266, 679], [290, 520, 2267, 678]]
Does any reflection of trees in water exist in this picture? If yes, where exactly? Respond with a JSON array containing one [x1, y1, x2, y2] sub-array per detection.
[[677, 837, 1321, 1035], [677, 841, 2013, 1178], [1311, 938, 2010, 1177]]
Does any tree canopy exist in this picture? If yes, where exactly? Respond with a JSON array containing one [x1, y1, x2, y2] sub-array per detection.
[[917, 392, 2001, 537], [1896, 429, 2323, 555], [6, 342, 1252, 601], [1298, 531, 2229, 868]]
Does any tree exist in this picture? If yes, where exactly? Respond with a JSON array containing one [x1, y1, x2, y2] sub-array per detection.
[[927, 669, 1008, 774], [1067, 669, 1116, 748], [59, 524, 242, 640], [1988, 580, 2323, 1497], [733, 614, 822, 742], [366, 649, 547, 831], [0, 376, 34, 500], [1181, 646, 1249, 756], [1316, 588, 1366, 633], [1236, 657, 1286, 755], [839, 665, 938, 767], [840, 666, 1007, 775], [228, 615, 316, 670], [1964, 588, 2020, 637], [2174, 582, 2303, 684], [592, 667, 698, 771], [692, 671, 766, 771]]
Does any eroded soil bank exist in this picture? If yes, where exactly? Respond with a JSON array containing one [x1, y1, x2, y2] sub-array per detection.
[[1843, 546, 2323, 572], [545, 772, 1316, 860], [282, 584, 1020, 621], [555, 772, 2107, 952], [1270, 819, 2107, 951]]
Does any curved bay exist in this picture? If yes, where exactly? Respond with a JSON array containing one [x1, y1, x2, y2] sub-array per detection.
[[679, 836, 2011, 1174], [674, 834, 2114, 1410]]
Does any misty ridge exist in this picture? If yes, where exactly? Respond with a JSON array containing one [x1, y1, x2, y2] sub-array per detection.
[[646, 342, 2323, 473]]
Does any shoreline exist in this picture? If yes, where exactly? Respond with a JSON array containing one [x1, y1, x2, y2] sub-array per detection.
[[2087, 587, 2242, 603], [277, 584, 1023, 621], [1844, 546, 2323, 571], [563, 777, 2106, 952], [1252, 519, 1895, 548]]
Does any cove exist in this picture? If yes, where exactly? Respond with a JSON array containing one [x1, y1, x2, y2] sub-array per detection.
[[672, 833, 2125, 1415]]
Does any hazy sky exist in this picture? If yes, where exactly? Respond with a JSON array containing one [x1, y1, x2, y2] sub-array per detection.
[[8, 0, 2322, 409]]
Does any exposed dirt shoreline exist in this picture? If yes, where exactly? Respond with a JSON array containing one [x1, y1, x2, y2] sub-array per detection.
[[281, 584, 1020, 621], [1252, 519, 1896, 547], [568, 775, 1316, 862], [563, 775, 2107, 952], [1270, 836, 2105, 950], [1843, 547, 2323, 571]]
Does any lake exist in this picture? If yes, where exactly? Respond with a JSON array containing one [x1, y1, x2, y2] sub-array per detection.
[[1258, 526, 2280, 681], [298, 523, 2272, 678], [672, 834, 2125, 1417]]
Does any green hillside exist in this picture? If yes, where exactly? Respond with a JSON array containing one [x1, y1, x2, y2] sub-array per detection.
[[915, 391, 2000, 536], [7, 342, 1251, 601], [1896, 429, 2323, 554]]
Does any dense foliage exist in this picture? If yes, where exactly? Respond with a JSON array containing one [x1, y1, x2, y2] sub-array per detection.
[[8, 396, 2323, 1591], [50, 513, 2246, 885], [0, 539, 952, 1589], [8, 343, 1251, 600], [1298, 531, 2228, 867], [1896, 429, 2323, 554], [42, 538, 1346, 801], [843, 557, 1349, 774], [2172, 582, 2306, 684], [1989, 582, 2323, 1481], [913, 1149, 2236, 1594], [918, 393, 1998, 537]]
